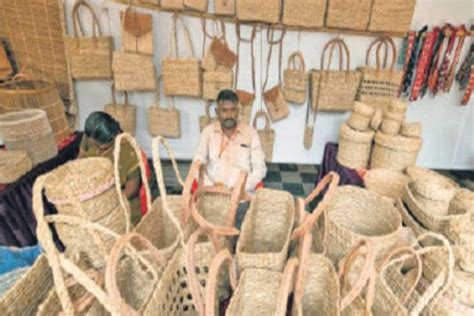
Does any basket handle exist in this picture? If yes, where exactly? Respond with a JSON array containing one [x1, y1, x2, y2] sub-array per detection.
[[292, 221, 312, 315], [110, 83, 129, 106], [235, 23, 256, 92], [320, 38, 351, 81], [252, 109, 271, 131], [366, 37, 397, 72], [155, 75, 176, 110], [275, 257, 300, 316], [169, 13, 196, 59], [204, 249, 238, 316], [287, 51, 306, 73], [263, 26, 285, 90], [182, 160, 203, 226], [71, 0, 101, 39]]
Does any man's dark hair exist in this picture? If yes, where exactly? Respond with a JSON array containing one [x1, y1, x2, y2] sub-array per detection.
[[217, 89, 238, 104], [84, 111, 122, 145]]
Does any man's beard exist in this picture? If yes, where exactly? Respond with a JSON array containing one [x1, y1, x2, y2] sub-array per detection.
[[221, 118, 237, 129]]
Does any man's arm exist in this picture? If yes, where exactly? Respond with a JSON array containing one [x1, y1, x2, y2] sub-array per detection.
[[245, 131, 267, 192]]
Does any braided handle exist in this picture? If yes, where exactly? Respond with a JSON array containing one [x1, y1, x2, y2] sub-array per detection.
[[72, 0, 101, 38], [287, 51, 306, 72]]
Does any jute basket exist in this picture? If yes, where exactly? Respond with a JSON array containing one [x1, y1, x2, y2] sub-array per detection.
[[370, 109, 383, 131], [368, 0, 417, 33], [236, 188, 295, 272], [395, 200, 439, 247], [65, 0, 113, 79], [449, 189, 474, 219], [347, 101, 375, 131], [236, 90, 253, 125], [104, 84, 137, 136], [161, 0, 184, 10], [370, 131, 422, 171], [112, 51, 156, 91], [184, 0, 208, 12], [0, 109, 57, 165], [364, 169, 410, 201], [199, 101, 218, 132], [253, 110, 275, 162], [202, 67, 233, 101], [283, 51, 308, 104], [162, 14, 201, 97], [312, 38, 362, 112], [0, 150, 32, 183], [401, 122, 422, 138], [389, 99, 409, 115], [236, 0, 281, 24], [337, 122, 374, 169], [214, 0, 235, 15], [120, 7, 154, 56], [325, 0, 372, 30], [148, 76, 181, 138], [381, 111, 405, 135], [282, 0, 326, 28]]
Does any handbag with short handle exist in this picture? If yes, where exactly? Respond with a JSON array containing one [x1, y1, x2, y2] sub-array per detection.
[[148, 76, 181, 138], [283, 51, 308, 104], [253, 110, 275, 162], [104, 84, 137, 136], [120, 7, 153, 56]]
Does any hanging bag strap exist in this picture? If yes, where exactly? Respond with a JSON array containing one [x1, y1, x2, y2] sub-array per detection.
[[321, 38, 352, 82], [201, 17, 226, 58], [169, 13, 196, 59], [263, 26, 286, 91], [110, 83, 129, 106], [71, 0, 102, 43], [235, 23, 256, 92], [252, 109, 271, 132], [287, 51, 306, 73], [155, 75, 176, 110]]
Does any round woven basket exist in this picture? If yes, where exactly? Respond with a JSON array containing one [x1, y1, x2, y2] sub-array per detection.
[[364, 169, 410, 201], [337, 122, 374, 169], [448, 189, 474, 218], [449, 268, 474, 306], [370, 109, 383, 131], [388, 99, 408, 115], [401, 122, 422, 138], [325, 186, 402, 264], [370, 132, 422, 171], [0, 150, 32, 183], [347, 102, 375, 131], [406, 166, 459, 203], [380, 111, 404, 135]]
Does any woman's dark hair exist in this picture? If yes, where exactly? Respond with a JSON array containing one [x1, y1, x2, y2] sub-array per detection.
[[84, 111, 122, 145], [217, 89, 239, 104]]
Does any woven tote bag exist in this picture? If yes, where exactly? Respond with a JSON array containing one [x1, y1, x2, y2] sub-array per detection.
[[120, 7, 153, 56], [104, 84, 137, 136], [236, 188, 295, 272], [253, 110, 275, 162], [282, 0, 326, 28], [368, 0, 416, 33], [184, 0, 208, 12], [161, 0, 184, 10], [236, 0, 281, 24], [0, 109, 58, 165], [0, 150, 32, 183], [199, 101, 218, 132], [162, 14, 201, 97], [214, 0, 235, 15], [112, 50, 156, 91], [283, 51, 308, 104], [65, 0, 113, 79], [202, 19, 237, 70], [263, 27, 289, 122], [325, 0, 372, 30], [357, 37, 404, 111], [311, 38, 361, 112], [203, 67, 233, 100], [148, 76, 181, 138]]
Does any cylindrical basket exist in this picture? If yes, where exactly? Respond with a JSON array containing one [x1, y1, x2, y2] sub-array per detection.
[[388, 99, 408, 115], [0, 150, 32, 183], [401, 122, 422, 138], [370, 132, 422, 171], [380, 111, 404, 135], [370, 109, 383, 131], [364, 169, 410, 201], [347, 102, 375, 131], [337, 122, 375, 169]]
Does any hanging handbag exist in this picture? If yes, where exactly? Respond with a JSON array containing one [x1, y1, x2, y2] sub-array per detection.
[[282, 0, 326, 28], [368, 0, 417, 33], [199, 101, 218, 132], [236, 0, 281, 24], [325, 0, 372, 31], [283, 51, 308, 104], [201, 19, 237, 71], [311, 38, 361, 112], [214, 0, 235, 16], [162, 14, 201, 97], [65, 0, 113, 79], [184, 0, 208, 12], [357, 37, 403, 111], [148, 76, 181, 138], [104, 84, 137, 136], [202, 67, 233, 101], [235, 24, 256, 125], [253, 110, 275, 162], [120, 7, 153, 56], [161, 0, 184, 10], [263, 27, 289, 123]]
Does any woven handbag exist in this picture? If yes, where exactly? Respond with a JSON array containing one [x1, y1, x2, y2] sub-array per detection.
[[283, 51, 308, 104], [0, 150, 32, 183], [302, 92, 317, 150], [203, 67, 233, 101], [161, 0, 184, 10], [253, 110, 275, 162], [236, 0, 281, 24], [214, 0, 235, 15], [184, 0, 208, 12], [368, 0, 416, 33], [311, 38, 361, 112], [202, 19, 237, 70], [263, 27, 289, 122], [112, 50, 156, 91], [357, 37, 404, 111], [104, 84, 137, 136], [199, 101, 218, 132], [325, 0, 372, 30], [162, 14, 201, 97], [120, 6, 153, 56], [282, 0, 326, 28], [65, 0, 113, 79], [148, 77, 181, 138]]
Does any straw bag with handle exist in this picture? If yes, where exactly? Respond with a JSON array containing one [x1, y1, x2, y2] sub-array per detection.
[[184, 0, 208, 12], [214, 0, 235, 15], [325, 0, 372, 30], [357, 37, 403, 110], [236, 0, 281, 24], [65, 0, 113, 79], [120, 6, 153, 56], [201, 18, 222, 71], [203, 67, 233, 101], [202, 19, 237, 70], [161, 0, 184, 10], [253, 110, 275, 162], [235, 24, 257, 125], [148, 76, 181, 138], [104, 84, 137, 136], [282, 0, 326, 28], [283, 51, 308, 104], [263, 27, 289, 122], [368, 0, 416, 33], [311, 38, 361, 112], [199, 101, 218, 132], [162, 14, 201, 97], [303, 79, 317, 150]]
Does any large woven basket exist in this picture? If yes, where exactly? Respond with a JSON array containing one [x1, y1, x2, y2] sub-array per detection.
[[368, 0, 417, 33], [236, 0, 281, 24], [0, 109, 57, 165], [148, 76, 181, 138], [325, 0, 372, 30], [282, 0, 326, 28], [253, 110, 275, 162], [370, 131, 422, 171], [283, 51, 308, 104], [236, 188, 295, 272], [337, 122, 374, 169], [364, 169, 410, 201], [104, 84, 137, 136], [0, 150, 32, 183]]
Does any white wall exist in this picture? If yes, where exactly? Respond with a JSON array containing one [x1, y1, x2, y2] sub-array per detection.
[[68, 0, 474, 169]]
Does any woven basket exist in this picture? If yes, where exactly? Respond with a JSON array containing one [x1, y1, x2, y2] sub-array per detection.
[[148, 77, 181, 138], [347, 101, 375, 131], [161, 0, 184, 10], [388, 99, 409, 115], [214, 0, 235, 15], [162, 14, 201, 97], [395, 200, 439, 247], [337, 122, 374, 169], [401, 122, 422, 138], [202, 67, 233, 101], [120, 7, 153, 56], [184, 0, 208, 12], [381, 111, 405, 135], [199, 101, 218, 132], [449, 268, 474, 306], [312, 38, 362, 112], [0, 109, 57, 165], [236, 188, 295, 272], [282, 0, 326, 28], [364, 169, 410, 201], [0, 76, 70, 143], [104, 84, 137, 136], [236, 90, 254, 125], [283, 52, 308, 104], [370, 109, 383, 131], [449, 189, 474, 219], [112, 51, 156, 91], [370, 131, 422, 171], [368, 0, 417, 33], [0, 150, 32, 183], [253, 110, 275, 162], [65, 0, 113, 79], [325, 0, 372, 30], [0, 255, 53, 315], [357, 37, 404, 111], [236, 0, 281, 24]]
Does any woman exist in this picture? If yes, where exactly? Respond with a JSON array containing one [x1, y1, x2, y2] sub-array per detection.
[[78, 111, 144, 225]]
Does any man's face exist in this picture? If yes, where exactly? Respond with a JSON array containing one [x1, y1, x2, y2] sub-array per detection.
[[216, 100, 239, 129]]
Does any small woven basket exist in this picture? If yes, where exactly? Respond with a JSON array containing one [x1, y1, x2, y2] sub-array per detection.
[[337, 122, 375, 169], [388, 99, 409, 115], [370, 132, 422, 171], [364, 169, 410, 201], [347, 102, 375, 131], [380, 111, 405, 135], [401, 122, 422, 138], [104, 85, 137, 136], [283, 52, 308, 104], [0, 150, 32, 183], [370, 109, 383, 131]]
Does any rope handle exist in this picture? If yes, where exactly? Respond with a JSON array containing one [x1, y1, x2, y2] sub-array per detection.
[[252, 109, 272, 131], [275, 257, 300, 316], [266, 26, 286, 45], [263, 26, 285, 90], [110, 83, 129, 106], [287, 51, 306, 72], [155, 75, 176, 110], [169, 13, 196, 59], [292, 212, 312, 313], [181, 160, 203, 227], [204, 249, 238, 316], [234, 23, 256, 92], [71, 0, 102, 38], [320, 38, 352, 81], [201, 17, 226, 59], [366, 37, 397, 71]]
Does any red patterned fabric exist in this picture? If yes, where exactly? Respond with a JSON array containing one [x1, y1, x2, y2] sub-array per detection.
[[410, 30, 438, 101], [444, 27, 467, 92], [436, 26, 457, 93], [461, 66, 474, 105]]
